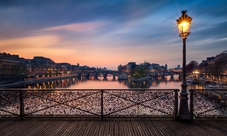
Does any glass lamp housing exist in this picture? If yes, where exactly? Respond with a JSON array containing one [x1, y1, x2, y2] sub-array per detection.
[[176, 10, 192, 39]]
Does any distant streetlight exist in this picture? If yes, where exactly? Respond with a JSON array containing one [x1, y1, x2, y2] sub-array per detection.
[[176, 10, 192, 121]]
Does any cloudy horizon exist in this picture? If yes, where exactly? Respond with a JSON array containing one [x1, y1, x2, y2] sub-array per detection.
[[1, 0, 227, 70]]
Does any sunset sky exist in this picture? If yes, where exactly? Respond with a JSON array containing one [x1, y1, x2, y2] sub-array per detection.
[[0, 0, 227, 70]]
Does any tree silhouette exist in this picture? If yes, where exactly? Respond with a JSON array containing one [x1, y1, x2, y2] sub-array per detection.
[[131, 67, 147, 78], [186, 61, 198, 74]]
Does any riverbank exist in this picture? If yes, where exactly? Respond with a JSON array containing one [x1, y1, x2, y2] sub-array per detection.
[[0, 75, 75, 88], [187, 77, 227, 89]]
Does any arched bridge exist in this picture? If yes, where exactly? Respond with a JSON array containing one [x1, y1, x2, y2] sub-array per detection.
[[147, 72, 182, 78], [75, 70, 119, 80], [74, 71, 182, 80]]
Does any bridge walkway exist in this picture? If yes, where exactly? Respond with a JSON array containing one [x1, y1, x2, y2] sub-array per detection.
[[1, 119, 227, 136]]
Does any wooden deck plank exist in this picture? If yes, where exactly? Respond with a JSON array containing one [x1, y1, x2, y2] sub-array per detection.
[[143, 120, 161, 136], [81, 121, 93, 136], [161, 121, 183, 136], [185, 122, 213, 136], [104, 121, 112, 136], [137, 121, 151, 136], [36, 121, 61, 136], [216, 121, 227, 133], [174, 121, 198, 136], [42, 121, 65, 136], [0, 121, 20, 133], [114, 121, 119, 136], [61, 121, 78, 136], [152, 121, 169, 136], [220, 120, 227, 128], [118, 121, 124, 136], [0, 121, 12, 129], [4, 121, 43, 136], [86, 121, 101, 136], [51, 121, 72, 136], [76, 121, 89, 136], [180, 121, 225, 136], [125, 121, 134, 136], [131, 121, 143, 136], [124, 121, 133, 136], [128, 121, 136, 136], [108, 121, 114, 136], [135, 121, 147, 136], [98, 121, 106, 136], [68, 121, 84, 136], [121, 122, 128, 136], [1, 120, 227, 136], [86, 121, 96, 136], [193, 120, 227, 136], [0, 121, 25, 136], [163, 121, 188, 136], [26, 121, 51, 136], [69, 122, 81, 136], [95, 122, 102, 136], [206, 120, 227, 134]]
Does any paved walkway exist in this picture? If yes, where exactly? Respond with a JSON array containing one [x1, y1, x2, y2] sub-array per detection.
[[1, 119, 227, 136]]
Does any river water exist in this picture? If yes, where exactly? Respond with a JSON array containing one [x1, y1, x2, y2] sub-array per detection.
[[27, 75, 202, 90]]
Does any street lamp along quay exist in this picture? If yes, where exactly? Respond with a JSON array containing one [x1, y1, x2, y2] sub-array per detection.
[[176, 10, 192, 121]]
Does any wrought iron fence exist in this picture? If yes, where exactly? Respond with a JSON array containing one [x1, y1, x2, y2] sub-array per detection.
[[190, 89, 227, 119], [0, 89, 179, 120]]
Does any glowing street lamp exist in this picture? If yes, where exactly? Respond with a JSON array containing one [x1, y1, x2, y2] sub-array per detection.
[[176, 10, 192, 121], [177, 10, 192, 39]]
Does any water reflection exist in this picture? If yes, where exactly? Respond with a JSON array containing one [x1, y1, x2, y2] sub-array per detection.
[[26, 75, 189, 89]]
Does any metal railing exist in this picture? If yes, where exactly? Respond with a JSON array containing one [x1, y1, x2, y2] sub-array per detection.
[[0, 89, 179, 120], [189, 89, 227, 119]]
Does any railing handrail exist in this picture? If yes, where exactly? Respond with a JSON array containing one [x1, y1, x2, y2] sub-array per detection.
[[0, 88, 179, 120], [0, 88, 180, 92], [189, 89, 227, 91], [189, 88, 227, 119], [0, 88, 180, 91]]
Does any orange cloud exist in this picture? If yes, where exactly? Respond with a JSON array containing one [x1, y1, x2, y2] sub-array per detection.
[[0, 35, 59, 49], [0, 35, 76, 59], [37, 21, 107, 32]]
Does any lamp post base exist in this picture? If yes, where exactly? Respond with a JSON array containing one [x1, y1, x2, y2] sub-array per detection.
[[176, 115, 192, 122], [177, 84, 192, 122]]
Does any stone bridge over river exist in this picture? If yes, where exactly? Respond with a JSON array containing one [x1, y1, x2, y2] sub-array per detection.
[[74, 70, 182, 80]]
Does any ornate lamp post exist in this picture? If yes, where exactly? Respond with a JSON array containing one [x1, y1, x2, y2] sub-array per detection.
[[176, 10, 192, 121]]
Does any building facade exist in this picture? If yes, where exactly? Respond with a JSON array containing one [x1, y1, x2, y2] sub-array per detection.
[[0, 53, 27, 82]]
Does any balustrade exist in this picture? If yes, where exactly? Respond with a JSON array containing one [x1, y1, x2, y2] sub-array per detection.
[[190, 89, 227, 118], [0, 89, 179, 120], [2, 88, 226, 120]]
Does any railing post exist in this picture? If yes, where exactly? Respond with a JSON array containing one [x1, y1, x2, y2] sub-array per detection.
[[174, 89, 179, 120], [100, 90, 104, 121], [19, 90, 24, 121], [189, 89, 194, 120]]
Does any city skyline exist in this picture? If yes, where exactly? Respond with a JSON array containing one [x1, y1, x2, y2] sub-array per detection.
[[0, 0, 227, 70]]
